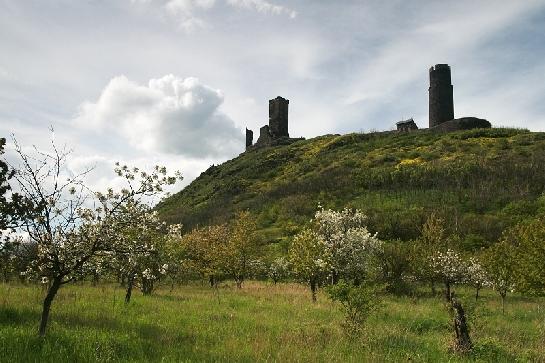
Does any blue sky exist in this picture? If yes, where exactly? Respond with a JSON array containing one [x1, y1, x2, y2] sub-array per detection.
[[1, 0, 545, 190]]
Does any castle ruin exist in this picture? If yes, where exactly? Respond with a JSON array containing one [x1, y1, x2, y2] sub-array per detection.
[[245, 65, 491, 151], [245, 128, 253, 150], [246, 96, 303, 150]]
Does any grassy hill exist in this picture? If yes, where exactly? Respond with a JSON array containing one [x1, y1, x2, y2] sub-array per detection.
[[158, 128, 545, 254]]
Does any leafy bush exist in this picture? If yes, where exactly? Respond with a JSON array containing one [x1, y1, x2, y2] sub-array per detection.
[[326, 280, 380, 337], [377, 240, 414, 295]]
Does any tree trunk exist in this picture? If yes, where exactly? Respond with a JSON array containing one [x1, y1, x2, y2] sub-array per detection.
[[331, 270, 339, 285], [235, 275, 243, 289], [38, 277, 62, 336], [501, 293, 506, 314], [141, 278, 153, 295], [452, 297, 472, 352], [475, 287, 480, 301], [92, 271, 99, 286], [125, 274, 134, 304], [445, 281, 451, 302], [431, 280, 436, 295], [310, 278, 317, 302], [209, 275, 215, 288]]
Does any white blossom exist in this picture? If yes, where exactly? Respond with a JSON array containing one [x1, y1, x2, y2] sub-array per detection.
[[429, 249, 466, 285]]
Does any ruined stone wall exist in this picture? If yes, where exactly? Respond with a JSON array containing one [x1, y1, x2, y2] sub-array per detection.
[[246, 128, 253, 150], [429, 64, 454, 128], [429, 117, 491, 132]]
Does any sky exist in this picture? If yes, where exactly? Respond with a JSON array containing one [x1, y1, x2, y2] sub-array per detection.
[[2, 0, 545, 193]]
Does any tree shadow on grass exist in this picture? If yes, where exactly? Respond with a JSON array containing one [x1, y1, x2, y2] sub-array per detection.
[[54, 312, 123, 331], [0, 306, 37, 326]]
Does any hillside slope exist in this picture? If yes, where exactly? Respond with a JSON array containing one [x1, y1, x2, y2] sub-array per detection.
[[158, 128, 545, 252]]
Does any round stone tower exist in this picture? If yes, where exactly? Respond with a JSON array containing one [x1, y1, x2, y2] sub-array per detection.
[[429, 64, 454, 128]]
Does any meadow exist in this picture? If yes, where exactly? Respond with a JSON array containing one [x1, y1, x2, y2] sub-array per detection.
[[1, 281, 543, 362]]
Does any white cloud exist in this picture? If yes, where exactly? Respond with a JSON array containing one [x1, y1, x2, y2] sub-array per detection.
[[227, 0, 297, 18], [129, 0, 296, 32], [164, 0, 216, 31], [75, 75, 244, 158]]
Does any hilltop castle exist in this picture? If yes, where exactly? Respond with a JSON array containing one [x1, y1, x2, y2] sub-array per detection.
[[246, 96, 303, 150], [247, 64, 491, 150]]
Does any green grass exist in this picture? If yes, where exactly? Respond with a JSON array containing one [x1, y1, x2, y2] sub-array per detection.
[[1, 281, 544, 362]]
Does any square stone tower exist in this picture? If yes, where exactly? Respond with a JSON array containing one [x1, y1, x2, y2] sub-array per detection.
[[269, 96, 289, 138]]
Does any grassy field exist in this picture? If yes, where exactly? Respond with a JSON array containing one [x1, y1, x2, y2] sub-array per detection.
[[1, 281, 544, 362]]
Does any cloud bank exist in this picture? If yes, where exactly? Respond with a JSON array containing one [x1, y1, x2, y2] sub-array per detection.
[[75, 75, 244, 158]]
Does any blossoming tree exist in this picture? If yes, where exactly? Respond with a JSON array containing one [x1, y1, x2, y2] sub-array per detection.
[[314, 206, 382, 285], [10, 137, 180, 336], [288, 228, 330, 301], [110, 202, 181, 303], [289, 206, 382, 301], [465, 256, 489, 300], [268, 256, 289, 284], [429, 248, 466, 301]]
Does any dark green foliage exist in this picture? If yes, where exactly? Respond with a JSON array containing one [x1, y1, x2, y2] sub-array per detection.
[[378, 240, 414, 295], [503, 214, 545, 296], [326, 280, 380, 336], [158, 128, 545, 252], [0, 138, 35, 281], [0, 138, 15, 232], [0, 138, 36, 234]]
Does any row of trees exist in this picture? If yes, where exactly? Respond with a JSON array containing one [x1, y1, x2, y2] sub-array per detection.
[[410, 213, 545, 313], [177, 211, 259, 289]]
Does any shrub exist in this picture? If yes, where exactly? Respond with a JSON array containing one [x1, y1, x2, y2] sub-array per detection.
[[326, 280, 380, 337]]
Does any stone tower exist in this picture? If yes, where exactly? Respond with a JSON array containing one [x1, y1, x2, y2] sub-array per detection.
[[245, 128, 253, 149], [429, 64, 454, 128], [269, 96, 289, 138]]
